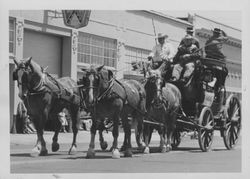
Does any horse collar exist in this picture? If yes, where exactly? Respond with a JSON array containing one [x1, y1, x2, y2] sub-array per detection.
[[97, 78, 115, 102], [32, 72, 45, 92]]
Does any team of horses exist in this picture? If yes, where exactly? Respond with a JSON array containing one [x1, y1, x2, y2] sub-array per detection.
[[13, 57, 183, 159]]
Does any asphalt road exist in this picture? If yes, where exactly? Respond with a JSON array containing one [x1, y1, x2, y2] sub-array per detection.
[[10, 131, 241, 173]]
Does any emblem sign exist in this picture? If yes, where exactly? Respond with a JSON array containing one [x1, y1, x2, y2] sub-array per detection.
[[62, 10, 91, 29]]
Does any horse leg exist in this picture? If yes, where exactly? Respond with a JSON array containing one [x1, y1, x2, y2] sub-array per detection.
[[31, 114, 48, 157], [135, 115, 145, 152], [165, 113, 177, 152], [159, 127, 167, 153], [122, 114, 133, 158], [52, 115, 61, 152], [111, 112, 121, 159], [120, 113, 129, 152], [99, 129, 108, 151], [68, 106, 79, 155], [143, 123, 150, 154], [86, 118, 96, 158]]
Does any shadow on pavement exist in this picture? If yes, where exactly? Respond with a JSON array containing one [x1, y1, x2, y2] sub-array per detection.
[[10, 153, 62, 157]]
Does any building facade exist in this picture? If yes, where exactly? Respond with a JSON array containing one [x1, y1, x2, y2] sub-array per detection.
[[9, 10, 241, 131]]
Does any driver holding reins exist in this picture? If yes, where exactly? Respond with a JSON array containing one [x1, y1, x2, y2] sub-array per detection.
[[171, 27, 201, 83], [147, 33, 175, 74]]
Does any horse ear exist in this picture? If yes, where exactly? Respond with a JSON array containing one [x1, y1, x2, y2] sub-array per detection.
[[13, 57, 19, 66], [26, 57, 32, 65], [108, 70, 113, 79], [96, 65, 105, 72], [25, 57, 34, 72]]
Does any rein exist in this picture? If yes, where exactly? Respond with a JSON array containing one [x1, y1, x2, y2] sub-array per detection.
[[97, 78, 115, 102]]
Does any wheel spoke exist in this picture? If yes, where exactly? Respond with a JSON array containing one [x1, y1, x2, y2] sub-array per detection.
[[232, 126, 238, 141], [230, 128, 235, 146], [201, 130, 206, 139], [204, 133, 209, 148]]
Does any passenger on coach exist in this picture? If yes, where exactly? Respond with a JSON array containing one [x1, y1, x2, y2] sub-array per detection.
[[171, 27, 201, 83]]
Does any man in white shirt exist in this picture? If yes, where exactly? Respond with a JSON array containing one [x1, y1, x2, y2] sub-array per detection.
[[148, 33, 175, 80]]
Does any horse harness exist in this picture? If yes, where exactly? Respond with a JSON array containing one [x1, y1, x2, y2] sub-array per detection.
[[15, 65, 81, 108]]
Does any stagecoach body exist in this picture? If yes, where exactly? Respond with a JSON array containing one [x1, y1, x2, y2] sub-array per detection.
[[172, 57, 241, 152]]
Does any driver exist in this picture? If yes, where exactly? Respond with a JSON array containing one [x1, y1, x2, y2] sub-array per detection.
[[171, 27, 201, 83], [147, 33, 175, 81], [148, 33, 175, 66]]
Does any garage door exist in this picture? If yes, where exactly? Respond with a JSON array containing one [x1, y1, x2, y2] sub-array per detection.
[[23, 30, 62, 77]]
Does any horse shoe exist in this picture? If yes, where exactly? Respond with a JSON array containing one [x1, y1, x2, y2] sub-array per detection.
[[112, 148, 120, 159]]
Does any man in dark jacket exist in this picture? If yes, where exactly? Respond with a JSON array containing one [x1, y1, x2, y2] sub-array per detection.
[[205, 28, 228, 61], [205, 28, 228, 91], [205, 28, 229, 115], [171, 27, 201, 83]]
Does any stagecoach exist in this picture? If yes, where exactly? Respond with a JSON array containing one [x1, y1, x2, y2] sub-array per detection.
[[171, 57, 241, 152]]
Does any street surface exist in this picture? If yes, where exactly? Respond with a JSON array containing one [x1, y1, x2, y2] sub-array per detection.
[[10, 131, 241, 173]]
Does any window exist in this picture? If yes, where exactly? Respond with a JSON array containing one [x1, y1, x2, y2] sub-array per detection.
[[77, 32, 117, 68], [125, 46, 150, 71], [9, 19, 15, 54]]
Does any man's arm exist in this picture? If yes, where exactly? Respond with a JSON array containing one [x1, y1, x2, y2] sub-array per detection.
[[148, 45, 157, 60], [160, 43, 175, 62], [221, 30, 229, 42]]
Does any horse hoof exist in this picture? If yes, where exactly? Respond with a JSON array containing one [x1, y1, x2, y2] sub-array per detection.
[[124, 149, 133, 157], [166, 145, 172, 152], [161, 145, 167, 153], [40, 149, 48, 156], [144, 147, 150, 154], [30, 147, 40, 157], [52, 142, 60, 152], [86, 148, 95, 159], [138, 144, 145, 152], [112, 149, 120, 159], [100, 141, 108, 151], [68, 145, 77, 155]]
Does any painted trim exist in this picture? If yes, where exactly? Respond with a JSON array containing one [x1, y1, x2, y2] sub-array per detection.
[[194, 14, 241, 32], [23, 19, 71, 37], [144, 10, 193, 26]]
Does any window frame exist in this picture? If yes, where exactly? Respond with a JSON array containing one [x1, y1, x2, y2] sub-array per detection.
[[77, 32, 117, 69], [124, 46, 150, 72], [9, 18, 15, 57]]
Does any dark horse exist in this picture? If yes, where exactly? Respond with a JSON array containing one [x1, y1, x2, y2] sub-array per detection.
[[144, 69, 181, 153], [12, 57, 80, 156], [80, 65, 146, 158]]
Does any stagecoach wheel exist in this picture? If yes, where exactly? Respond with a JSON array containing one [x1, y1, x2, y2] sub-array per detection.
[[223, 95, 241, 150], [171, 129, 181, 149], [198, 107, 214, 152]]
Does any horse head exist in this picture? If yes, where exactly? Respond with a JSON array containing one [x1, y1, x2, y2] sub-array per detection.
[[13, 57, 44, 100], [145, 69, 164, 107], [81, 65, 114, 107]]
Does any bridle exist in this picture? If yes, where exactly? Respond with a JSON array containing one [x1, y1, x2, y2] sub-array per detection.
[[15, 65, 45, 95], [84, 71, 114, 106], [148, 75, 167, 109]]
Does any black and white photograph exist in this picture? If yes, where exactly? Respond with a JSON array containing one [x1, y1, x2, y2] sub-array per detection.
[[0, 0, 250, 178]]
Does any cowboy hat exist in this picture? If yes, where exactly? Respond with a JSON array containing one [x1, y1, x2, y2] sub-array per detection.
[[212, 28, 221, 34], [156, 33, 168, 39], [186, 27, 194, 33]]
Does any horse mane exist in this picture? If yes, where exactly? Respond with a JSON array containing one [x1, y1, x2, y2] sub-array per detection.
[[29, 60, 43, 77]]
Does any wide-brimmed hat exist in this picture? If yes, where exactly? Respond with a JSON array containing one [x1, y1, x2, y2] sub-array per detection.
[[156, 33, 168, 39], [212, 28, 221, 34], [186, 27, 194, 33], [184, 34, 193, 39]]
